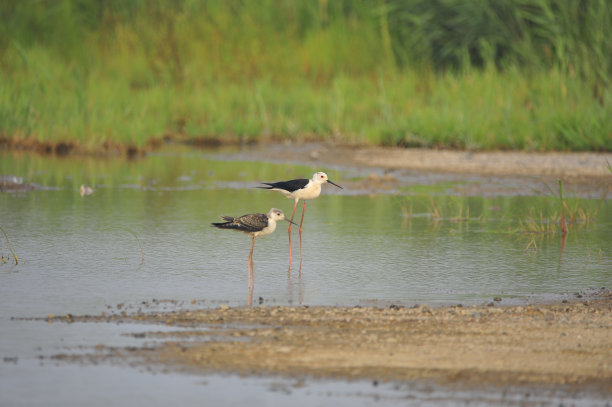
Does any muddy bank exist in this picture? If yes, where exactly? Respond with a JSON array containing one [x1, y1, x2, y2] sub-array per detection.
[[0, 175, 35, 192], [232, 142, 612, 182], [3, 135, 611, 181], [44, 289, 612, 393], [213, 142, 612, 198]]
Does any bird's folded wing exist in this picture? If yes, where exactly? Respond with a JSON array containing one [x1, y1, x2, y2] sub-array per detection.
[[237, 213, 268, 231], [264, 178, 309, 192]]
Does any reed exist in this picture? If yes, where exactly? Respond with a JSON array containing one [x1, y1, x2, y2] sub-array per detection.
[[516, 209, 560, 235], [511, 178, 608, 236], [1, 1, 610, 152]]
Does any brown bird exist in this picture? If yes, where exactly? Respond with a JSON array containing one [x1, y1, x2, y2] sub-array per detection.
[[212, 208, 296, 288]]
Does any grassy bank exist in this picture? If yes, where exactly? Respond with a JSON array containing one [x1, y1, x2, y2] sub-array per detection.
[[1, 0, 611, 154]]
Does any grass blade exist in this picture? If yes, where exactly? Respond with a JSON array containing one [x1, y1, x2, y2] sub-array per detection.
[[0, 225, 18, 265]]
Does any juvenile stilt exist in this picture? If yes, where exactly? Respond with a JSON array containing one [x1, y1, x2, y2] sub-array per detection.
[[258, 172, 342, 271], [212, 208, 296, 289]]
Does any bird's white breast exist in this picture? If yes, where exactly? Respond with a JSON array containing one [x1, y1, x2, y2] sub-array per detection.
[[255, 219, 277, 237], [293, 182, 321, 200]]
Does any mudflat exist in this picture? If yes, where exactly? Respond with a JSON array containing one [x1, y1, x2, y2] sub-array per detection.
[[47, 290, 612, 393], [242, 143, 612, 180]]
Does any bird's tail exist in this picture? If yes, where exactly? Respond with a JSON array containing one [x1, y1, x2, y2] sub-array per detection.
[[255, 183, 274, 189], [211, 216, 237, 229]]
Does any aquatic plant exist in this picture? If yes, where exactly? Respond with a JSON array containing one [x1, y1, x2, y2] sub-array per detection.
[[102, 226, 145, 266], [399, 195, 471, 223], [427, 197, 442, 221], [516, 209, 560, 235], [512, 178, 609, 236], [0, 225, 18, 265]]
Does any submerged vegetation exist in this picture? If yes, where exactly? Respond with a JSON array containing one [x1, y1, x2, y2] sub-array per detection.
[[0, 225, 18, 265], [102, 226, 145, 266], [1, 0, 611, 154], [398, 178, 609, 238]]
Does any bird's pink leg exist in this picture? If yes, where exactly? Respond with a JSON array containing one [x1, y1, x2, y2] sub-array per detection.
[[247, 285, 253, 307], [298, 200, 307, 273], [248, 237, 256, 289], [288, 199, 299, 274]]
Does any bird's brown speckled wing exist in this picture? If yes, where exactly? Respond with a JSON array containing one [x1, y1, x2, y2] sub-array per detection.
[[235, 213, 268, 232]]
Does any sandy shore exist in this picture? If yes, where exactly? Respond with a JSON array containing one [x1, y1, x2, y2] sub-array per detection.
[[241, 142, 612, 180], [46, 289, 612, 393], [216, 143, 612, 198]]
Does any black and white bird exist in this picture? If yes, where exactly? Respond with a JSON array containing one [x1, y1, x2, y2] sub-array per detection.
[[257, 172, 342, 270], [212, 208, 296, 288]]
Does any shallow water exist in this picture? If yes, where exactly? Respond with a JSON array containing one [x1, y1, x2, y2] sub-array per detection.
[[1, 149, 610, 313], [1, 148, 611, 406]]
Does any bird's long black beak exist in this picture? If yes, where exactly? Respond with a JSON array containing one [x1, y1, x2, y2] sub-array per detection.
[[285, 219, 298, 226], [328, 180, 343, 189]]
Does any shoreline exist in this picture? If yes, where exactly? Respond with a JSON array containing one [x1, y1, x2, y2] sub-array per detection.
[[3, 139, 612, 180], [229, 142, 612, 181], [43, 289, 612, 393]]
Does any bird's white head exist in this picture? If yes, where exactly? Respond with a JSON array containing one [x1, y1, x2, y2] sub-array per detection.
[[268, 208, 286, 221], [312, 172, 343, 189], [312, 172, 329, 183], [268, 208, 298, 225]]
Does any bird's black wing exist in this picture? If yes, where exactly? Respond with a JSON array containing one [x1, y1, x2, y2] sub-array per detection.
[[258, 178, 309, 192]]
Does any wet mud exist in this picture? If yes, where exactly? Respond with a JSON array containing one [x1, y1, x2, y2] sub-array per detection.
[[0, 175, 35, 192], [237, 142, 612, 180], [217, 142, 612, 198], [40, 289, 612, 394]]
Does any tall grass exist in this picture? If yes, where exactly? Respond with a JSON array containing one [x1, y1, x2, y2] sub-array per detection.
[[1, 0, 611, 152]]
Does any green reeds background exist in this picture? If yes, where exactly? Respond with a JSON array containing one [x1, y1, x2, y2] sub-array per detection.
[[1, 0, 611, 152]]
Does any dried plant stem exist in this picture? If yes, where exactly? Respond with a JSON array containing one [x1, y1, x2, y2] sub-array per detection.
[[102, 226, 145, 266], [0, 225, 18, 265]]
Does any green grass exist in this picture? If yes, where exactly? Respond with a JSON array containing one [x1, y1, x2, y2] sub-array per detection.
[[3, 62, 609, 151], [1, 0, 611, 152]]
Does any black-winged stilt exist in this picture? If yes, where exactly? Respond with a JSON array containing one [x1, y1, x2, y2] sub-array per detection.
[[257, 172, 342, 270], [212, 208, 296, 288]]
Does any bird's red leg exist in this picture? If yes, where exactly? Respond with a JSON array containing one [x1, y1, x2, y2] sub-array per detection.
[[288, 199, 298, 275], [248, 237, 256, 289], [298, 200, 306, 273]]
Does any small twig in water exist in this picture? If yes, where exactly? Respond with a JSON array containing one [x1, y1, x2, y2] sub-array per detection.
[[102, 226, 145, 266], [0, 225, 18, 265]]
